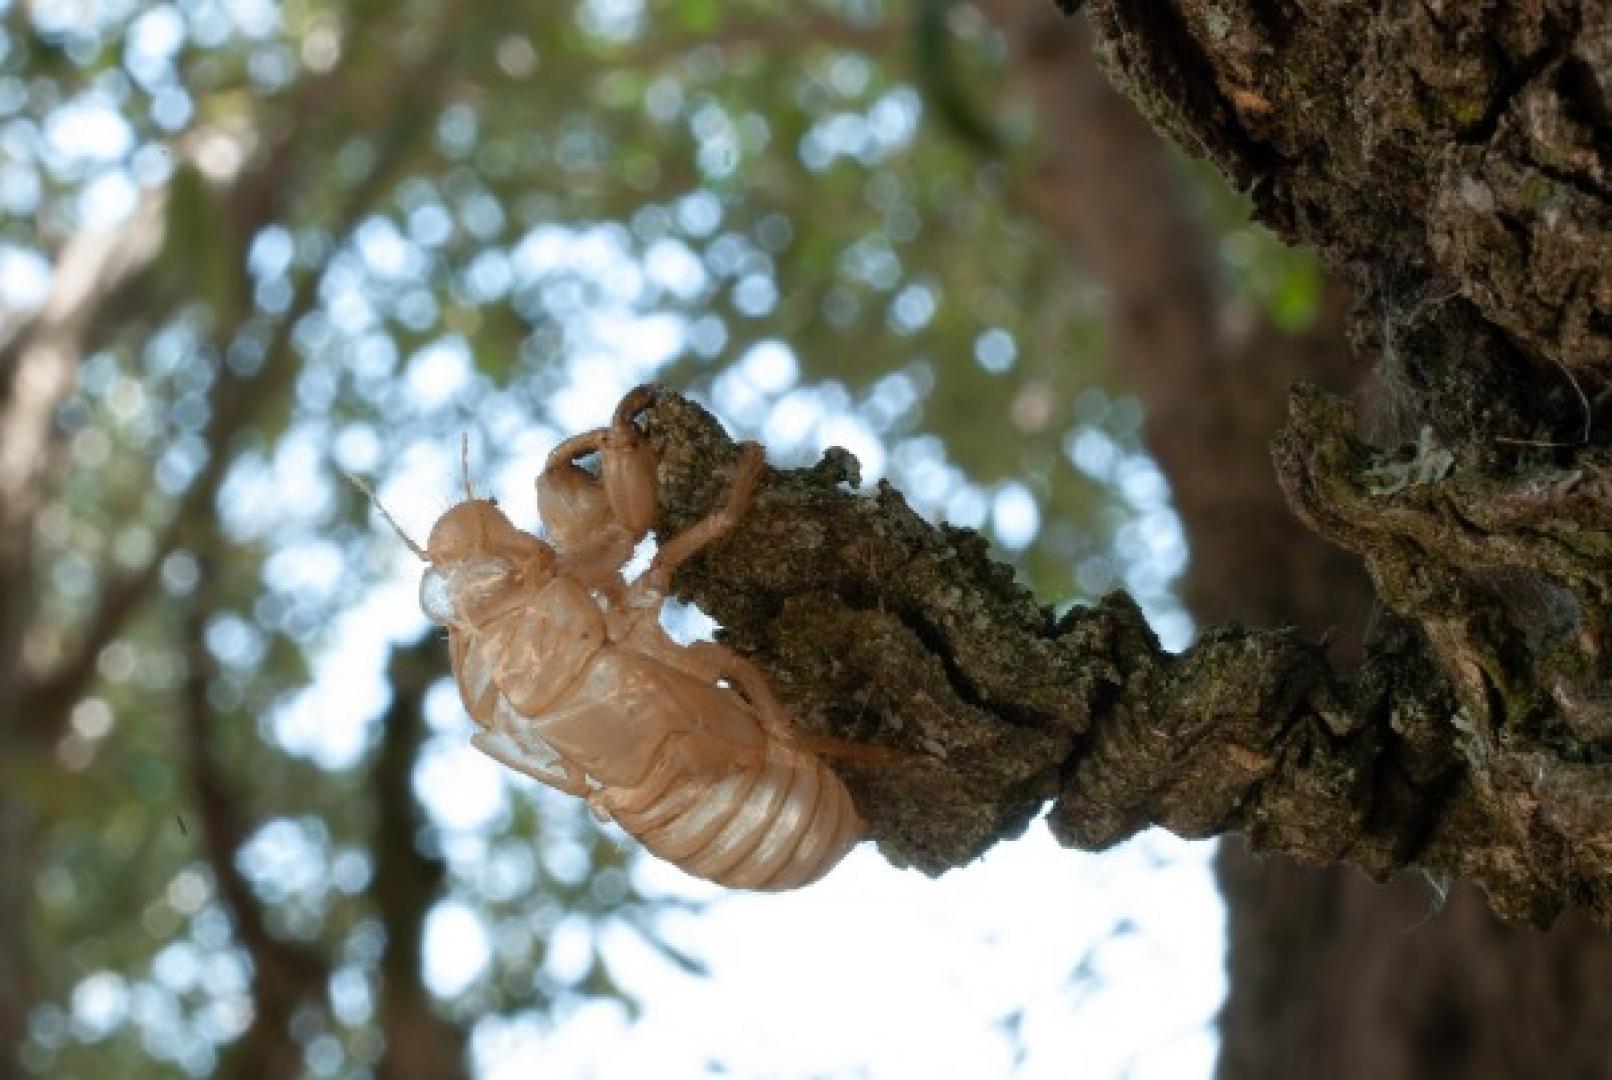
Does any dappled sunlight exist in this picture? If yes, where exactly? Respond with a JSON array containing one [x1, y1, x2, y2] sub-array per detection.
[[0, 1, 1274, 1075]]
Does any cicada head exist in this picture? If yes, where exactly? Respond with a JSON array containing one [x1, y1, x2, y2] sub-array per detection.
[[347, 460, 555, 630], [425, 498, 513, 560], [419, 433, 556, 566], [419, 500, 557, 627]]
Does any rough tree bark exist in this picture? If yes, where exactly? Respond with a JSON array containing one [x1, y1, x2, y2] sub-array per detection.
[[1079, 0, 1612, 907], [1054, 2, 1612, 1074], [970, 6, 1612, 1076], [641, 384, 1609, 922], [633, 2, 1612, 931]]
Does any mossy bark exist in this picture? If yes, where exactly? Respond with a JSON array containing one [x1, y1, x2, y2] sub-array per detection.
[[1084, 0, 1612, 921]]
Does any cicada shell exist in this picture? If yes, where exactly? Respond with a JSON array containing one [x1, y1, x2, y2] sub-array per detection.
[[401, 387, 867, 889]]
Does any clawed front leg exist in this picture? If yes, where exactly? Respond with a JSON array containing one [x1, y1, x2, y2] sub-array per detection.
[[537, 387, 660, 546], [598, 385, 659, 536], [535, 388, 663, 593], [630, 442, 765, 605]]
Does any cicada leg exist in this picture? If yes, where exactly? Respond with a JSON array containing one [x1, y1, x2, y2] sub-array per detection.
[[630, 442, 765, 606], [542, 384, 660, 543]]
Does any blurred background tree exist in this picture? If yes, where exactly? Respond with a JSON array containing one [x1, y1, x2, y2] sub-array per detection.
[[3, 1, 1594, 1078]]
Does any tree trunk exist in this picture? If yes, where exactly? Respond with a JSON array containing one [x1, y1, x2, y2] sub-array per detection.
[[372, 638, 470, 1080], [969, 5, 1612, 1069], [1217, 856, 1612, 1079], [1062, 2, 1612, 1075]]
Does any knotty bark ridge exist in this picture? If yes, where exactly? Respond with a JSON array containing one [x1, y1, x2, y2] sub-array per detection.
[[643, 387, 1612, 927], [1077, 1, 1611, 448]]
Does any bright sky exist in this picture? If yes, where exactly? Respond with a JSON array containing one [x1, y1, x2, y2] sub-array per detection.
[[477, 831, 1224, 1080]]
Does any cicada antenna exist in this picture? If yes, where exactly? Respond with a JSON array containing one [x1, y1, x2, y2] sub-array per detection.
[[460, 432, 477, 501], [459, 432, 493, 547], [346, 472, 429, 562]]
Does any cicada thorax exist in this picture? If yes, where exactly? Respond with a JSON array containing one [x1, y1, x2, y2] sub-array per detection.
[[444, 570, 608, 726]]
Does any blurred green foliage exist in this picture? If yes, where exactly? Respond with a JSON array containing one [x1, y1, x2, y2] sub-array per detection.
[[0, 0, 1318, 1075]]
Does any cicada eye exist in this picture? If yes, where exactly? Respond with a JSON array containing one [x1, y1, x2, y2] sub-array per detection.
[[420, 568, 456, 625]]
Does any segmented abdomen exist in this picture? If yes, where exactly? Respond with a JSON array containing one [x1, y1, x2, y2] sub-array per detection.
[[604, 738, 863, 890]]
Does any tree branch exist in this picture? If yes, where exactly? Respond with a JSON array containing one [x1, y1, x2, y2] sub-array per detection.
[[17, 26, 451, 742], [641, 388, 1612, 926], [371, 636, 468, 1080], [545, 11, 904, 78], [180, 570, 329, 1080], [0, 192, 167, 519], [0, 193, 168, 716]]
